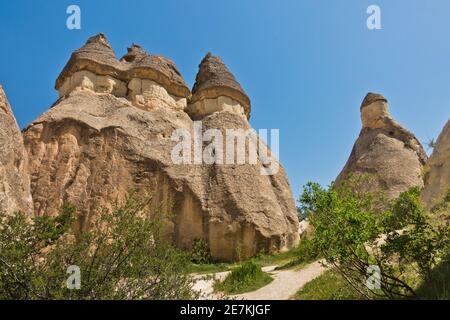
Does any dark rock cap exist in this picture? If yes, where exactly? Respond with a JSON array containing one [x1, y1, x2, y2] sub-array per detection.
[[191, 53, 251, 118], [360, 92, 388, 110], [120, 44, 190, 97], [55, 33, 121, 89], [55, 33, 190, 98]]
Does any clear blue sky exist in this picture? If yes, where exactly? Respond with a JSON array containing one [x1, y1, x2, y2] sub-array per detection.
[[1, 0, 449, 200]]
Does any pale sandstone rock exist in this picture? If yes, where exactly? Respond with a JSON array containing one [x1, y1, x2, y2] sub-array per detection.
[[421, 119, 450, 208], [23, 35, 299, 261], [187, 96, 246, 120], [127, 78, 187, 111], [335, 93, 427, 200], [58, 70, 127, 97], [0, 85, 33, 214]]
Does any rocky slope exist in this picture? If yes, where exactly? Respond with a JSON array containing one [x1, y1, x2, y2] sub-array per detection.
[[0, 86, 33, 215], [22, 33, 299, 261], [421, 119, 450, 208], [335, 93, 427, 200]]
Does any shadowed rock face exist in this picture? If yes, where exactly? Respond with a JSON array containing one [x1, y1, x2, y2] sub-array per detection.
[[335, 93, 427, 200], [0, 86, 33, 214], [422, 119, 450, 208], [23, 35, 299, 261]]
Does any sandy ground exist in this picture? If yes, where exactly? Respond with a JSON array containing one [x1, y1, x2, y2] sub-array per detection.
[[192, 260, 326, 300]]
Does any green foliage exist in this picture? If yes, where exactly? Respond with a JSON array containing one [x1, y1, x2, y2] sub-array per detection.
[[0, 196, 198, 300], [34, 203, 75, 246], [279, 236, 320, 269], [430, 188, 450, 213], [298, 178, 450, 299], [382, 188, 450, 284], [254, 248, 305, 268], [188, 262, 230, 274], [445, 189, 450, 204], [214, 260, 273, 294], [416, 255, 450, 299], [190, 238, 211, 264], [298, 182, 322, 221], [188, 246, 310, 274], [294, 270, 364, 300]]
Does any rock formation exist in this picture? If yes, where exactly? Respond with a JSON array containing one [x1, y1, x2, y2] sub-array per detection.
[[22, 33, 299, 261], [186, 53, 299, 260], [188, 53, 250, 120], [421, 119, 450, 208], [335, 93, 427, 200], [0, 85, 33, 214]]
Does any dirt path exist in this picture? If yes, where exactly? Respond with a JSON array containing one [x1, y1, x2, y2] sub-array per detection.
[[193, 260, 326, 300]]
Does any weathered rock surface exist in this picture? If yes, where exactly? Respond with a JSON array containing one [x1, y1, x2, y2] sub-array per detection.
[[23, 34, 299, 261], [56, 33, 190, 98], [0, 86, 33, 214], [186, 53, 298, 259], [421, 119, 450, 208], [335, 93, 427, 200], [189, 53, 250, 119]]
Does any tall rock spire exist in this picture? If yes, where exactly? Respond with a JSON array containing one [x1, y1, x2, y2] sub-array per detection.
[[0, 85, 33, 215], [189, 53, 251, 119], [335, 92, 427, 200]]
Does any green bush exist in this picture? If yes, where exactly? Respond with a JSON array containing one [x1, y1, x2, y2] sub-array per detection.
[[214, 260, 273, 294], [0, 196, 198, 300], [294, 270, 364, 300], [298, 177, 450, 299], [190, 238, 211, 264], [279, 235, 320, 269]]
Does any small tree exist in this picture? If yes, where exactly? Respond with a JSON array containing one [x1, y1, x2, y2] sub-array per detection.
[[299, 178, 450, 299]]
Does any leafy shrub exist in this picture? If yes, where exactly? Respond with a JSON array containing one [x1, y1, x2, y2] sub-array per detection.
[[214, 260, 272, 294], [430, 188, 450, 213], [294, 270, 364, 300], [0, 195, 198, 300], [279, 235, 320, 269], [298, 178, 450, 299], [190, 238, 211, 264]]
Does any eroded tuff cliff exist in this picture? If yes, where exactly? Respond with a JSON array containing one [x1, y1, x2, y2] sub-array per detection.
[[0, 86, 33, 214], [22, 33, 299, 261], [335, 93, 427, 200], [421, 119, 450, 208]]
